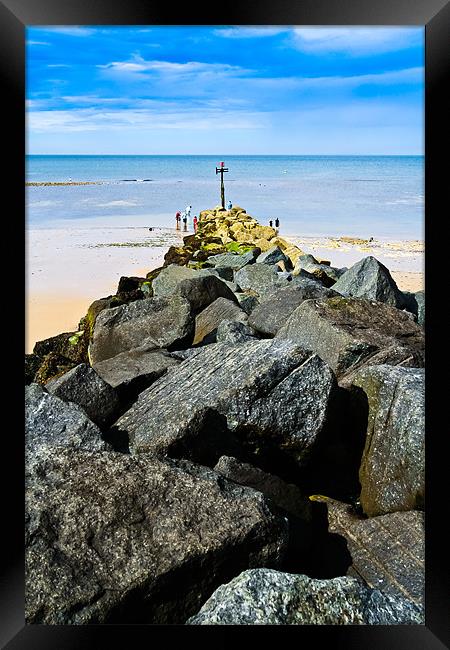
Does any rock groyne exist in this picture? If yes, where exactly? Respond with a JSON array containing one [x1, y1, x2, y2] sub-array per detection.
[[25, 205, 425, 625]]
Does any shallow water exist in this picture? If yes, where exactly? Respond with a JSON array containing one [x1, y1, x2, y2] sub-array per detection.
[[26, 155, 424, 240]]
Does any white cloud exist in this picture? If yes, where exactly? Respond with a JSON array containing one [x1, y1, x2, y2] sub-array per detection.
[[47, 64, 72, 68], [290, 27, 422, 55], [98, 57, 248, 77], [214, 26, 288, 39], [27, 40, 50, 46], [27, 106, 267, 134], [43, 26, 96, 37]]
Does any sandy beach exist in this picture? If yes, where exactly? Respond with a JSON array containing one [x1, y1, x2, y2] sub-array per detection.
[[26, 226, 424, 354]]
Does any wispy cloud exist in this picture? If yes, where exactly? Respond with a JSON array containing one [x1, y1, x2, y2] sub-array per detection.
[[27, 106, 267, 133], [42, 26, 96, 37], [214, 26, 288, 39], [98, 56, 249, 77], [290, 27, 423, 55], [27, 40, 50, 46], [47, 64, 72, 68]]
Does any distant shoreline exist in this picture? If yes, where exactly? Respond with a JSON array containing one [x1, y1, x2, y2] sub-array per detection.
[[26, 181, 103, 186]]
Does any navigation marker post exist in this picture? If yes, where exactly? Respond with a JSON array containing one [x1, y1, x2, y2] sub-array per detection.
[[215, 161, 229, 209]]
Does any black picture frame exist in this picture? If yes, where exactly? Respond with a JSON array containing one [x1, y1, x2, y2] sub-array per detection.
[[2, 0, 448, 647]]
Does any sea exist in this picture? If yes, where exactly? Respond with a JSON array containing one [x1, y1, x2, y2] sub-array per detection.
[[26, 155, 424, 240]]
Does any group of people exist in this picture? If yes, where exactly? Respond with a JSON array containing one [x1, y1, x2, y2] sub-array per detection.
[[269, 218, 280, 232], [175, 205, 198, 232], [175, 200, 234, 232]]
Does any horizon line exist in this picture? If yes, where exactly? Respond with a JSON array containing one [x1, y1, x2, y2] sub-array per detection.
[[26, 153, 424, 157]]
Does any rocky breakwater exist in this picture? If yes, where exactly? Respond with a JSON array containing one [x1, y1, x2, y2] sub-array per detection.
[[24, 205, 425, 624]]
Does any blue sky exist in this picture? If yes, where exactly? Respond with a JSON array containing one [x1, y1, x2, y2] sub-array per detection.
[[26, 26, 424, 155]]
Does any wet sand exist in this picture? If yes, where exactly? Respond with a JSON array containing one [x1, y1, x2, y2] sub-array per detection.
[[26, 227, 424, 354]]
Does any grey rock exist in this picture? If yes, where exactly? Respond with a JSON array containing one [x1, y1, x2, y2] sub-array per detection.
[[173, 275, 239, 314], [236, 292, 260, 315], [249, 281, 338, 337], [216, 320, 256, 344], [276, 296, 425, 380], [151, 264, 199, 296], [25, 449, 288, 624], [115, 339, 336, 469], [92, 346, 179, 398], [193, 298, 248, 345], [234, 264, 289, 299], [402, 290, 425, 327], [256, 246, 290, 267], [320, 498, 424, 606], [186, 568, 424, 625], [89, 295, 194, 365], [46, 363, 121, 427], [351, 365, 425, 517], [210, 266, 234, 281], [25, 383, 108, 454], [332, 256, 406, 309], [293, 256, 344, 286], [204, 250, 259, 271]]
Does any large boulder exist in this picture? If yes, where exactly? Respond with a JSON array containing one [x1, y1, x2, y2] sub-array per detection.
[[173, 275, 239, 314], [331, 256, 406, 309], [152, 264, 199, 296], [256, 246, 291, 268], [317, 497, 424, 606], [46, 364, 121, 428], [25, 449, 288, 624], [186, 568, 424, 625], [25, 383, 108, 454], [293, 255, 345, 287], [234, 264, 289, 299], [203, 250, 259, 271], [92, 346, 179, 399], [89, 296, 194, 365], [193, 297, 248, 345], [351, 365, 425, 517], [249, 280, 338, 337], [114, 339, 337, 470], [276, 297, 425, 380]]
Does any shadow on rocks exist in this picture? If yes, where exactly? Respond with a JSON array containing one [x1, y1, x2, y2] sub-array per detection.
[[293, 386, 369, 503]]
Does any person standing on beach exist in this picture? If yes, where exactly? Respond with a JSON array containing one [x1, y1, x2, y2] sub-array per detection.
[[182, 213, 188, 231], [275, 217, 280, 233], [175, 210, 181, 230], [269, 219, 273, 227], [227, 199, 232, 210], [193, 216, 198, 233], [185, 205, 192, 229]]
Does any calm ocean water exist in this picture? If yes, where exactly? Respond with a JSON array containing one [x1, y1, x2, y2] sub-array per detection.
[[26, 155, 424, 239]]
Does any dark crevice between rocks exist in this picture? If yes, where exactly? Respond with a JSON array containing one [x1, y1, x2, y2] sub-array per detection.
[[101, 528, 285, 624], [297, 500, 353, 579], [292, 385, 369, 503], [166, 410, 245, 468]]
